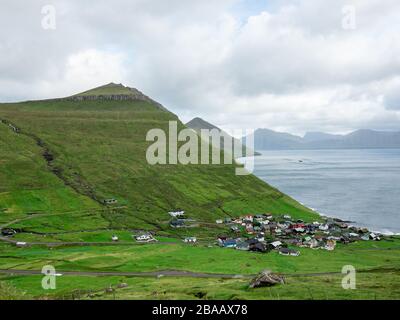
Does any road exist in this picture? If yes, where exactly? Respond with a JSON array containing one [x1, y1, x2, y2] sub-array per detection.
[[0, 268, 387, 278], [0, 236, 181, 247], [0, 269, 250, 279]]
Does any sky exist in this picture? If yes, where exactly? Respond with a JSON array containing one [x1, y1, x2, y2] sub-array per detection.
[[0, 0, 400, 135]]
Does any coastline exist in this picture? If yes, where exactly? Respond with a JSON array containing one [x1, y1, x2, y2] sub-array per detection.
[[237, 152, 400, 236]]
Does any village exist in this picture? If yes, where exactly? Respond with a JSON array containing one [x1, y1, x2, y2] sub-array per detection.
[[1, 204, 383, 254], [168, 210, 383, 257]]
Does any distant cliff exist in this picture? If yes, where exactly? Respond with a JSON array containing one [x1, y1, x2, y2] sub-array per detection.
[[244, 128, 400, 150], [186, 117, 261, 156]]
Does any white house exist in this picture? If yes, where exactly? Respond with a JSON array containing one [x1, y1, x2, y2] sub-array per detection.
[[16, 242, 27, 247], [216, 219, 223, 224], [270, 241, 282, 248], [169, 210, 185, 218], [135, 234, 156, 242], [111, 235, 119, 242], [184, 237, 197, 243]]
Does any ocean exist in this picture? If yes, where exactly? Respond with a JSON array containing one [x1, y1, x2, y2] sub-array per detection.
[[239, 149, 400, 234]]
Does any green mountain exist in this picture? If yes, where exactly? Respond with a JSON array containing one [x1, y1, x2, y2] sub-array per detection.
[[1, 83, 400, 300], [0, 83, 315, 236]]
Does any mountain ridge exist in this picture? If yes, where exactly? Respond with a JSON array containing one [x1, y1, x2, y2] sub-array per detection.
[[186, 117, 261, 156], [0, 83, 316, 237], [246, 128, 400, 150]]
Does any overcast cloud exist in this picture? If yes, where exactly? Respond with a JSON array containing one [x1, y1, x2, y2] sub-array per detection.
[[0, 0, 399, 135]]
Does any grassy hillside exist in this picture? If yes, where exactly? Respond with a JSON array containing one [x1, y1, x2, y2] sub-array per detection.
[[2, 84, 398, 300], [0, 84, 316, 235]]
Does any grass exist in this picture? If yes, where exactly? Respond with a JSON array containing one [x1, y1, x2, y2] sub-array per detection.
[[1, 237, 400, 275], [0, 93, 317, 235], [1, 267, 400, 300], [0, 84, 398, 300]]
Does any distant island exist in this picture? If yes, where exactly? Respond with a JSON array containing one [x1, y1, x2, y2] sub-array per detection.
[[243, 128, 400, 150]]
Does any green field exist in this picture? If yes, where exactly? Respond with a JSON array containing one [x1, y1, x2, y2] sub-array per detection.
[[0, 84, 399, 300]]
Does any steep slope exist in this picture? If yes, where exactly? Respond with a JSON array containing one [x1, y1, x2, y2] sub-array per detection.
[[186, 117, 261, 156], [0, 118, 104, 231], [0, 84, 317, 234]]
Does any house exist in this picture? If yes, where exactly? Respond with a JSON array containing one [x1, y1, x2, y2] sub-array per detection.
[[283, 214, 292, 220], [111, 235, 119, 242], [290, 223, 305, 230], [224, 218, 232, 224], [303, 236, 312, 243], [325, 239, 336, 251], [16, 242, 27, 247], [135, 233, 155, 242], [361, 234, 370, 241], [284, 228, 294, 236], [340, 236, 350, 244], [309, 238, 319, 249], [255, 234, 265, 242], [270, 241, 282, 249], [236, 241, 250, 251], [230, 225, 240, 233], [245, 224, 254, 234], [217, 235, 228, 246], [243, 215, 254, 223], [369, 233, 381, 241], [1, 228, 16, 236], [103, 198, 118, 205], [336, 222, 349, 229], [279, 248, 300, 257], [223, 239, 237, 248], [319, 224, 329, 231], [170, 219, 185, 228], [249, 242, 267, 253], [216, 219, 223, 224], [278, 222, 290, 229], [169, 210, 185, 218], [184, 237, 197, 243]]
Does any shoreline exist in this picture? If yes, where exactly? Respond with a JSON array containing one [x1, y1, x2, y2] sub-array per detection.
[[237, 154, 400, 236]]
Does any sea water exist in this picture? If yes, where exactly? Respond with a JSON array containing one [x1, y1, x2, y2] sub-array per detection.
[[239, 149, 400, 234]]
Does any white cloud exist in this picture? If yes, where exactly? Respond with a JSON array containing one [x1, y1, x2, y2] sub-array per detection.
[[0, 0, 399, 134]]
